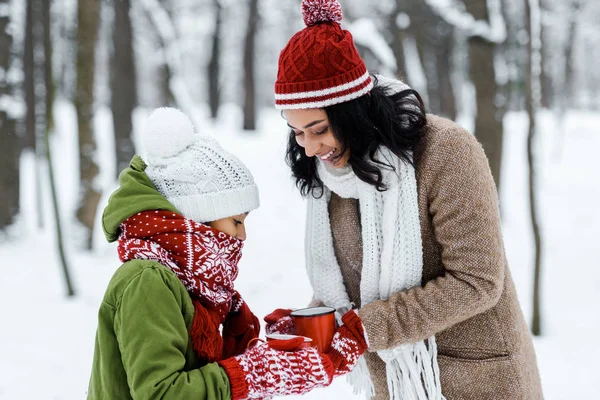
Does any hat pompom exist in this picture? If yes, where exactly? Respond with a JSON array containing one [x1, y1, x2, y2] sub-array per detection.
[[142, 107, 195, 159], [301, 0, 343, 27]]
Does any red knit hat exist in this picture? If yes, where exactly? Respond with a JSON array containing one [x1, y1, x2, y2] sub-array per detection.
[[274, 0, 373, 110]]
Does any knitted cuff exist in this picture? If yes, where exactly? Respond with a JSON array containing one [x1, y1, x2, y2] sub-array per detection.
[[217, 357, 250, 400], [343, 310, 368, 349], [318, 352, 336, 384]]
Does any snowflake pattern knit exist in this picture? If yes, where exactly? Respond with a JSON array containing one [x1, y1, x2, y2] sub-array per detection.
[[218, 343, 334, 400], [118, 210, 260, 361]]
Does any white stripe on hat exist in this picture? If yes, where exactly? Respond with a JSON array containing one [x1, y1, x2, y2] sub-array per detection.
[[275, 80, 373, 110], [275, 71, 371, 100]]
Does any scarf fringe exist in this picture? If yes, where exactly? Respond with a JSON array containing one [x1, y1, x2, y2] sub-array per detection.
[[190, 300, 224, 362], [377, 338, 444, 400], [347, 356, 375, 398]]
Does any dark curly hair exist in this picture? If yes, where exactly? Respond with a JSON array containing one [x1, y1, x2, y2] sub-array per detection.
[[285, 75, 427, 197]]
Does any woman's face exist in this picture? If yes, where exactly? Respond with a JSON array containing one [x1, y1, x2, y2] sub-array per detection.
[[208, 213, 249, 241], [283, 108, 350, 168]]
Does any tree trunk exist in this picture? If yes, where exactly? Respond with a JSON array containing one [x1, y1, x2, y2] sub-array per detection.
[[24, 0, 46, 228], [416, 38, 440, 115], [401, 0, 456, 119], [389, 4, 407, 79], [464, 0, 504, 191], [111, 0, 136, 176], [243, 0, 258, 131], [553, 0, 584, 159], [525, 0, 543, 336], [75, 0, 101, 249], [24, 0, 36, 150], [562, 1, 582, 111], [0, 0, 20, 231], [43, 0, 75, 296], [208, 0, 222, 119], [43, 0, 54, 133], [405, 0, 440, 115], [538, 0, 552, 109], [436, 31, 457, 120]]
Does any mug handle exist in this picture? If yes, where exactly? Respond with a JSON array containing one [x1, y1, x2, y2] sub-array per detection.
[[246, 337, 265, 350]]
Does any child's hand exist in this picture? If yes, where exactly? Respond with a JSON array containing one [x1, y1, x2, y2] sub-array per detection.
[[218, 342, 334, 399]]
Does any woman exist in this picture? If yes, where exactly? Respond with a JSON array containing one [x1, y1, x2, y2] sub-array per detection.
[[267, 1, 543, 399]]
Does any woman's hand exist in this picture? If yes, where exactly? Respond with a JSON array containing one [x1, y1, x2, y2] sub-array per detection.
[[326, 310, 369, 376], [263, 308, 294, 335]]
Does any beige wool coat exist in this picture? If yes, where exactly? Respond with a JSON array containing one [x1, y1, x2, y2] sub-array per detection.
[[318, 115, 543, 399]]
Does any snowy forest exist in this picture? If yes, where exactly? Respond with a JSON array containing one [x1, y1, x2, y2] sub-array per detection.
[[1, 0, 599, 398]]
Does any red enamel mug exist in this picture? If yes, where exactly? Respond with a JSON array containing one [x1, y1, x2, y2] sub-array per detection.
[[290, 306, 336, 352]]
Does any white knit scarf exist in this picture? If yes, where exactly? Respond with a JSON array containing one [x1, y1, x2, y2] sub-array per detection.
[[305, 147, 444, 400]]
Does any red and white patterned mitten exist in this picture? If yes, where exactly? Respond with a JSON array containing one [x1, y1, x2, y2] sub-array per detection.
[[218, 341, 334, 400], [263, 308, 294, 335], [326, 310, 369, 376]]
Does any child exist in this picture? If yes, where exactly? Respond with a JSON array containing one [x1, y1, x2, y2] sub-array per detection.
[[87, 108, 364, 399]]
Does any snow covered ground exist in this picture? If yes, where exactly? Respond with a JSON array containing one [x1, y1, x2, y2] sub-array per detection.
[[0, 103, 598, 399]]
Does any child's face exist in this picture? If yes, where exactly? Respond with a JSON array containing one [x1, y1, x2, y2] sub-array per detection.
[[208, 213, 249, 241]]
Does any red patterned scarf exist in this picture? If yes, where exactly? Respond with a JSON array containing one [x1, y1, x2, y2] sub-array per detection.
[[118, 210, 259, 361]]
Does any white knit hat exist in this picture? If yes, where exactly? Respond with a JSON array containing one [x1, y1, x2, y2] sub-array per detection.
[[141, 107, 260, 223]]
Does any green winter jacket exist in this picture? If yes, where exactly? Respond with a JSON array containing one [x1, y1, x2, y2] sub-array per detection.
[[87, 156, 232, 400]]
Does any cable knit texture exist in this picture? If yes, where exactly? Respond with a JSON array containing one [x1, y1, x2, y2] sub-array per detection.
[[325, 114, 543, 399], [142, 107, 260, 223], [307, 147, 443, 399], [274, 0, 373, 109]]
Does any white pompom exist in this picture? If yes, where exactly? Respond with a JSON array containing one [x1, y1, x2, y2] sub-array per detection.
[[142, 107, 196, 159]]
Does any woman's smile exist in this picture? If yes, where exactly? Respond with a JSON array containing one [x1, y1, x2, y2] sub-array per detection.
[[318, 148, 337, 162]]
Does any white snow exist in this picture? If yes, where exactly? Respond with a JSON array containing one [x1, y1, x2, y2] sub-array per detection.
[[348, 18, 397, 72], [0, 4, 10, 17], [0, 104, 599, 399], [395, 13, 410, 30]]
